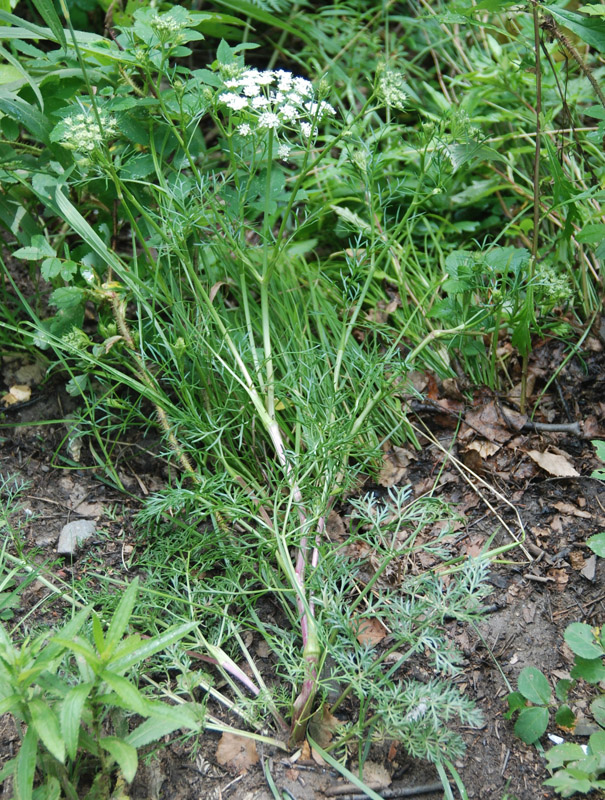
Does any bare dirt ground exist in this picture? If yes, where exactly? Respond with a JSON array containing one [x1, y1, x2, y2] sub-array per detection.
[[1, 334, 604, 800]]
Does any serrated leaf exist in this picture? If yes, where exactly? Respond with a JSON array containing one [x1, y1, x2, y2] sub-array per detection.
[[587, 533, 605, 557], [100, 737, 138, 783], [518, 666, 552, 705], [565, 623, 603, 659], [14, 235, 55, 260], [49, 286, 85, 311], [28, 697, 65, 763], [60, 683, 93, 760], [16, 724, 37, 800], [104, 579, 138, 655], [545, 742, 586, 768], [100, 671, 148, 715], [590, 696, 605, 727], [514, 705, 549, 744], [571, 656, 605, 684], [126, 704, 201, 748], [108, 621, 197, 673]]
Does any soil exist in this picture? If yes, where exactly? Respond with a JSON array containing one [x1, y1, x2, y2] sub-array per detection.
[[1, 336, 604, 800]]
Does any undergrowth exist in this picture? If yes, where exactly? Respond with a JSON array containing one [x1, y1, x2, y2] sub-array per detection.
[[0, 0, 603, 797]]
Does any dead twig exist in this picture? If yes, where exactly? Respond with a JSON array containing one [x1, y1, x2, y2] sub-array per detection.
[[326, 781, 444, 799]]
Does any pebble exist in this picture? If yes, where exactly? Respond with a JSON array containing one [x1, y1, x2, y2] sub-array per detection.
[[56, 519, 96, 556]]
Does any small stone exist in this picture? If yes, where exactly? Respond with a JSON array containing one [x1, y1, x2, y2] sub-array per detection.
[[57, 520, 96, 556]]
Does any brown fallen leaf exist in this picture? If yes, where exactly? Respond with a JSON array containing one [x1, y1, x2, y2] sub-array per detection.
[[1, 383, 32, 405], [527, 450, 580, 478], [352, 616, 387, 647], [308, 706, 341, 748], [569, 551, 586, 570], [552, 502, 591, 519], [465, 439, 501, 458], [378, 443, 415, 488], [215, 732, 258, 774]]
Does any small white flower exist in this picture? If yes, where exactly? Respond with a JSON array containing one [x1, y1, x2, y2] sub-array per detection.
[[258, 112, 280, 130], [280, 104, 298, 122], [277, 143, 291, 159], [242, 82, 261, 97], [255, 71, 275, 86], [224, 79, 241, 89], [293, 77, 313, 96], [252, 96, 270, 109], [300, 121, 313, 139], [219, 93, 248, 111], [238, 123, 252, 136]]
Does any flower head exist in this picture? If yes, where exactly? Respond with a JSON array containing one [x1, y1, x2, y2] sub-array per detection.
[[215, 66, 335, 157]]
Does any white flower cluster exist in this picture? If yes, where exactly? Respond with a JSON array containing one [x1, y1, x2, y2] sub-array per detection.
[[150, 13, 186, 34], [217, 68, 336, 158], [60, 111, 118, 154], [377, 69, 407, 111]]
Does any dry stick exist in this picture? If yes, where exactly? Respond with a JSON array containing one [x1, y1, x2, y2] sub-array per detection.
[[541, 15, 605, 110], [326, 783, 443, 799], [521, 3, 542, 415]]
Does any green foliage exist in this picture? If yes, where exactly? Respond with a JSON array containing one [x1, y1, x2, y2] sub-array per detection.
[[0, 579, 203, 799], [1, 0, 604, 795], [507, 621, 605, 796]]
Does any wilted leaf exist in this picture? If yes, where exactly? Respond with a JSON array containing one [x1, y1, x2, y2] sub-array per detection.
[[527, 450, 579, 477], [308, 706, 341, 748], [215, 732, 258, 773], [1, 384, 31, 406], [352, 616, 387, 647]]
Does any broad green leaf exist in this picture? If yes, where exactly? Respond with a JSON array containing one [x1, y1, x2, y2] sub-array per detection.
[[49, 286, 86, 311], [52, 636, 102, 671], [13, 235, 55, 260], [545, 742, 586, 769], [100, 737, 137, 783], [589, 729, 605, 755], [545, 5, 605, 53], [31, 0, 66, 48], [555, 679, 573, 702], [514, 706, 549, 744], [544, 772, 592, 794], [518, 666, 552, 705], [586, 533, 605, 558], [590, 696, 605, 727], [60, 683, 93, 760], [504, 690, 527, 719], [34, 776, 61, 800], [28, 698, 65, 763], [100, 671, 148, 715], [108, 621, 197, 673], [565, 623, 603, 659], [0, 693, 21, 715], [125, 703, 202, 749], [15, 724, 37, 800], [571, 656, 605, 684], [104, 578, 138, 654], [555, 704, 576, 730]]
